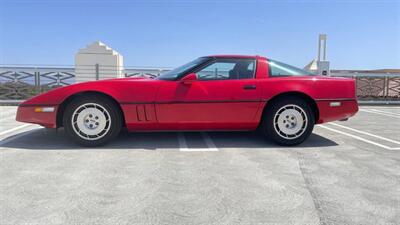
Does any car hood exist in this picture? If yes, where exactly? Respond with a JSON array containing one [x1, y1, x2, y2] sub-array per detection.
[[21, 77, 165, 106]]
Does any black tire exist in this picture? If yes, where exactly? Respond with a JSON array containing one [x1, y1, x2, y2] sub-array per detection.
[[63, 94, 122, 147], [262, 96, 315, 146]]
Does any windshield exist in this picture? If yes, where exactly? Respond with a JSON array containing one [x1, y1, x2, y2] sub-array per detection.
[[157, 57, 210, 80], [268, 59, 316, 76]]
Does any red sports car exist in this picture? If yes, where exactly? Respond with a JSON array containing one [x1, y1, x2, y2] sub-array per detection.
[[16, 55, 358, 146]]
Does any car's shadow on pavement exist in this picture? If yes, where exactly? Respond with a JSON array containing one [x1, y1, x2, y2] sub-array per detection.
[[1, 128, 338, 150]]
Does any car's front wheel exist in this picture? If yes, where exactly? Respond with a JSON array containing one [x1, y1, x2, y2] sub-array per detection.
[[262, 97, 315, 146], [63, 95, 122, 147]]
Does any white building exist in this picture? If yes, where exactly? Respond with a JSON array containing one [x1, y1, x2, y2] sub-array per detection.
[[75, 41, 124, 83]]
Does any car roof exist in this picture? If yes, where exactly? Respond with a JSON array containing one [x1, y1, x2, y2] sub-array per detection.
[[206, 55, 267, 60]]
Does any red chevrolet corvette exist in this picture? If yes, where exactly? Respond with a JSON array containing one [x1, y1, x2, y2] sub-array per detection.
[[16, 55, 358, 146]]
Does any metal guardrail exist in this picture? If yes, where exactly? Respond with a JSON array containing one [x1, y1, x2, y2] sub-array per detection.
[[331, 73, 400, 101], [0, 66, 170, 100], [0, 66, 399, 101]]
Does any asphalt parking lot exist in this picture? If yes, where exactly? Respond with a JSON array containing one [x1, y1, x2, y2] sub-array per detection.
[[0, 106, 399, 225]]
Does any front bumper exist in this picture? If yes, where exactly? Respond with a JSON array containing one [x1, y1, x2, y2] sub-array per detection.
[[16, 105, 58, 128]]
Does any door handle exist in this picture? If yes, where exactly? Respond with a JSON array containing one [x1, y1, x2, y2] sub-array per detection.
[[243, 84, 257, 90]]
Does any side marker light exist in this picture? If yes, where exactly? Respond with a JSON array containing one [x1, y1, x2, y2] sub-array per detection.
[[329, 102, 341, 107], [34, 107, 55, 113]]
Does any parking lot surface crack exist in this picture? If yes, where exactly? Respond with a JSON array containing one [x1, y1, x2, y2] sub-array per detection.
[[296, 151, 326, 225]]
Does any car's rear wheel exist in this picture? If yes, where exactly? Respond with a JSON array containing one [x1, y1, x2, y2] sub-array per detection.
[[262, 97, 315, 146], [63, 95, 122, 147]]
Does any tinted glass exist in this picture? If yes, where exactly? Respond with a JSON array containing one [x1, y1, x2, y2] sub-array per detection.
[[268, 59, 315, 76], [157, 57, 209, 80], [196, 59, 255, 80]]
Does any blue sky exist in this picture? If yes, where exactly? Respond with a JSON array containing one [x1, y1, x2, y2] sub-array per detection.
[[0, 0, 399, 69]]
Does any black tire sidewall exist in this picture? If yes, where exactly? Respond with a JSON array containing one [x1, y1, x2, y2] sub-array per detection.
[[263, 97, 315, 146], [63, 95, 122, 147]]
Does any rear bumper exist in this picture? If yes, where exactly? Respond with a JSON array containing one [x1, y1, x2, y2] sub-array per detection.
[[16, 105, 58, 128], [316, 99, 358, 124]]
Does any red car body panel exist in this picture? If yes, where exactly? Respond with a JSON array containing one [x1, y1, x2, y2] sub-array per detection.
[[16, 55, 358, 130], [16, 105, 59, 128]]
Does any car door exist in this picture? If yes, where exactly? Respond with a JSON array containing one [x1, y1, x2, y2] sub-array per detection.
[[155, 58, 262, 130]]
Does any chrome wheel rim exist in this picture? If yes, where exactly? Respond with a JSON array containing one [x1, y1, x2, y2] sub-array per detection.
[[71, 103, 111, 141], [273, 104, 308, 140]]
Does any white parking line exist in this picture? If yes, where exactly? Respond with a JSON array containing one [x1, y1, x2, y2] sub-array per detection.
[[330, 123, 400, 145], [0, 124, 32, 136], [177, 132, 189, 151], [362, 106, 399, 110], [367, 109, 400, 116], [360, 109, 400, 118], [201, 132, 218, 151], [178, 132, 219, 152], [319, 125, 400, 151]]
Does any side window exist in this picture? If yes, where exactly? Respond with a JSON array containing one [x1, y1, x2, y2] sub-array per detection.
[[197, 62, 235, 80], [268, 59, 314, 76], [196, 59, 256, 80]]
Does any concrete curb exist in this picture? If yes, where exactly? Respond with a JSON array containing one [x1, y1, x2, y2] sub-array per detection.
[[357, 101, 400, 106], [0, 100, 24, 106]]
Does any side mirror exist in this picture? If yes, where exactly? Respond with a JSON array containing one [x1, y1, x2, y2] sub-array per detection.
[[181, 73, 197, 85]]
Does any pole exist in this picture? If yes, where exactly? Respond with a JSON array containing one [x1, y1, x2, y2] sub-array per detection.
[[323, 36, 327, 61], [317, 37, 321, 61], [95, 63, 99, 80]]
